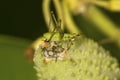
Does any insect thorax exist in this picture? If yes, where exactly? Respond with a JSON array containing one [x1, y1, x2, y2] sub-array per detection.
[[40, 32, 79, 62]]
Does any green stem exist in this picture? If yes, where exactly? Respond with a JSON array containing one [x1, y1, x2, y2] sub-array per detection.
[[91, 0, 108, 9], [62, 1, 81, 33], [88, 6, 120, 47], [42, 0, 54, 31]]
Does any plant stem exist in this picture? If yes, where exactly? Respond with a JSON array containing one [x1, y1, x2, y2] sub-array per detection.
[[62, 0, 81, 33], [42, 0, 54, 31], [87, 6, 120, 47]]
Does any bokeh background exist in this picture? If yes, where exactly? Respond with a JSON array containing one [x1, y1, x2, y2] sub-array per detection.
[[0, 0, 120, 80]]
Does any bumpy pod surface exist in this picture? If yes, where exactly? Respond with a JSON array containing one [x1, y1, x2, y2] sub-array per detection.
[[33, 33, 120, 80]]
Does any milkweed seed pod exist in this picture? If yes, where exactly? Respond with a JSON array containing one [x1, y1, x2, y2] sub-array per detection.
[[33, 32, 120, 80]]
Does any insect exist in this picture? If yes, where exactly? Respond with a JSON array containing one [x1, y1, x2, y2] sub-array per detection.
[[40, 12, 79, 62], [24, 12, 80, 63]]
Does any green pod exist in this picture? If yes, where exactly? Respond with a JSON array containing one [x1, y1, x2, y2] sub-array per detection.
[[33, 32, 120, 80]]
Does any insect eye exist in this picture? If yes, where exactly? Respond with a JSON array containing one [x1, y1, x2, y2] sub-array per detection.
[[41, 41, 50, 48]]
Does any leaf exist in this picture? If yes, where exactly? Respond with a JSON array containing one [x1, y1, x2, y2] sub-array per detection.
[[0, 35, 36, 80]]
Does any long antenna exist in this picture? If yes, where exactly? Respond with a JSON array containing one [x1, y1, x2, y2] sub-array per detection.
[[51, 12, 64, 40], [47, 11, 64, 41], [51, 11, 58, 26], [48, 11, 53, 32]]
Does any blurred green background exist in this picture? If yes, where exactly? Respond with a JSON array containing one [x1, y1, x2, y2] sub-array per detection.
[[0, 0, 45, 80], [1, 0, 47, 39], [0, 0, 120, 80]]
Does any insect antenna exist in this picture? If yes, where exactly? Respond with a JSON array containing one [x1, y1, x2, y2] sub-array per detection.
[[47, 11, 64, 41], [47, 11, 56, 41], [51, 11, 64, 40], [58, 19, 64, 40], [48, 11, 52, 32]]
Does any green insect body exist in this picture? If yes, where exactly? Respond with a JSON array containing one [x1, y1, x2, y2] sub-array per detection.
[[33, 32, 120, 80], [36, 32, 78, 62]]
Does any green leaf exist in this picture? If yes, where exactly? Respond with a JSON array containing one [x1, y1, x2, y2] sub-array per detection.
[[0, 35, 37, 80]]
